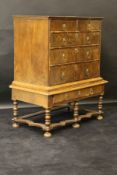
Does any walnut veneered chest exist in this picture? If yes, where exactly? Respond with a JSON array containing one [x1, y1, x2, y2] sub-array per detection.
[[10, 16, 108, 137]]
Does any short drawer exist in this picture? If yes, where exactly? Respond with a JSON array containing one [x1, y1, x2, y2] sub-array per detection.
[[80, 32, 101, 45], [75, 46, 100, 62], [52, 85, 104, 104], [50, 19, 77, 31], [89, 20, 101, 31], [49, 65, 75, 85], [78, 20, 101, 32]]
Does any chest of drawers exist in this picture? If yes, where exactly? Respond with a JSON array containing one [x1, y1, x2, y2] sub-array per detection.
[[10, 16, 108, 137]]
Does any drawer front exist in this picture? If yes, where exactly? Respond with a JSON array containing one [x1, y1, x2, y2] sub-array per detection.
[[49, 46, 100, 66], [50, 32, 100, 47], [89, 20, 101, 31], [49, 48, 76, 66], [74, 61, 100, 81], [83, 61, 100, 79], [78, 20, 101, 32], [53, 85, 104, 104], [92, 46, 100, 60], [75, 46, 100, 62], [49, 65, 75, 85], [50, 33, 78, 47], [50, 19, 77, 31], [81, 32, 101, 45]]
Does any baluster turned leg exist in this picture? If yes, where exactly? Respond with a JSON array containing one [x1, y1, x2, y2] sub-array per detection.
[[44, 108, 52, 138], [12, 100, 19, 128], [68, 102, 75, 112], [97, 94, 104, 120], [72, 101, 80, 128]]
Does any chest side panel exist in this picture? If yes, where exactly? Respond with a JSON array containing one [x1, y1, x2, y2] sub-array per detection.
[[14, 17, 49, 86]]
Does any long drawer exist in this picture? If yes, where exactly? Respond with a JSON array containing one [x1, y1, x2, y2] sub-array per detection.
[[49, 60, 100, 85], [50, 32, 101, 48], [49, 46, 100, 66], [52, 85, 104, 104]]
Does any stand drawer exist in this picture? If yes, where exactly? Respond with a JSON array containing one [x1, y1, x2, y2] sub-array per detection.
[[52, 85, 104, 104]]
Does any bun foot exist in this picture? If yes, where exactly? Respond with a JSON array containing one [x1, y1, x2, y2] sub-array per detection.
[[72, 123, 80, 128], [12, 122, 19, 128], [44, 132, 52, 138], [97, 115, 103, 120]]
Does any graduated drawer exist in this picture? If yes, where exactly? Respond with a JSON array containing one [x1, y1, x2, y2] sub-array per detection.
[[75, 46, 100, 62], [49, 46, 100, 66], [74, 61, 100, 81], [50, 19, 101, 32], [49, 61, 100, 86], [52, 85, 104, 104], [50, 48, 77, 66], [78, 19, 101, 32], [49, 64, 75, 85], [50, 32, 101, 47], [50, 19, 77, 31]]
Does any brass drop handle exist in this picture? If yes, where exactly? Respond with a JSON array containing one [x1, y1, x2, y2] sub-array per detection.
[[62, 53, 65, 58], [85, 68, 89, 77], [78, 91, 81, 95], [62, 23, 67, 30], [75, 48, 79, 53], [90, 88, 94, 95], [62, 37, 66, 43], [86, 36, 90, 41], [86, 50, 90, 55], [62, 53, 67, 62], [61, 71, 65, 80]]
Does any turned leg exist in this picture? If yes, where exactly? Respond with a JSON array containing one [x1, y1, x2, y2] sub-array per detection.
[[67, 102, 74, 112], [97, 94, 103, 120], [12, 100, 19, 128], [72, 101, 80, 128], [44, 108, 52, 138]]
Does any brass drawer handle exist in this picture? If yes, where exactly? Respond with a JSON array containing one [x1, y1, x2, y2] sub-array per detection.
[[62, 53, 65, 58], [62, 38, 66, 43], [62, 53, 67, 62], [90, 88, 94, 95], [75, 48, 79, 53], [78, 91, 81, 95], [86, 36, 90, 41], [61, 71, 65, 80], [62, 23, 67, 30], [85, 68, 89, 77], [86, 51, 90, 55]]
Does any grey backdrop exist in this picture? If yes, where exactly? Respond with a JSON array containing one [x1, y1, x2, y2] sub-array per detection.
[[0, 0, 117, 102]]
